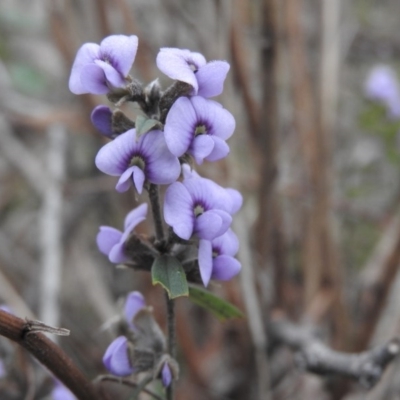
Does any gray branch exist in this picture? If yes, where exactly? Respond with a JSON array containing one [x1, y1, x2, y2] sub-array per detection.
[[270, 318, 400, 389]]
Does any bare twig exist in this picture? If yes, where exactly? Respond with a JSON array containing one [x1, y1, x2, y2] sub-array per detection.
[[0, 309, 102, 400], [39, 123, 67, 333], [234, 210, 271, 400], [271, 317, 400, 389], [95, 374, 163, 400]]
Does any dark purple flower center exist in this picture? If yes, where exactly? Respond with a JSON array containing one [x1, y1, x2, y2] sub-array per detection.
[[129, 155, 145, 170]]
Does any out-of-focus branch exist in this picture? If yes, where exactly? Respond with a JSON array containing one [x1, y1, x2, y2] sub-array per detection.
[[234, 211, 271, 400], [0, 310, 102, 400], [0, 115, 48, 194], [271, 317, 399, 389], [354, 211, 400, 351], [39, 124, 67, 333]]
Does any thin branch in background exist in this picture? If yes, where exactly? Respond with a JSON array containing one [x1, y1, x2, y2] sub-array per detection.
[[355, 210, 400, 352], [0, 115, 48, 195], [0, 262, 35, 319], [270, 316, 400, 389], [39, 123, 67, 336], [234, 210, 271, 400], [0, 309, 102, 400], [95, 375, 164, 400]]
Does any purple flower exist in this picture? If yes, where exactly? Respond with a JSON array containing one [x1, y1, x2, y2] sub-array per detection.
[[161, 362, 172, 387], [164, 96, 235, 164], [95, 129, 181, 194], [124, 291, 146, 330], [69, 35, 138, 95], [365, 65, 400, 119], [164, 174, 235, 241], [97, 203, 148, 263], [156, 48, 229, 98], [198, 229, 241, 287], [91, 105, 113, 137], [182, 165, 243, 215], [103, 336, 134, 376], [51, 381, 76, 400]]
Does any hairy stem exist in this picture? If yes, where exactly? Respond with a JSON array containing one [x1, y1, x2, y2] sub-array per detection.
[[148, 183, 165, 242], [0, 310, 101, 399], [166, 293, 176, 400]]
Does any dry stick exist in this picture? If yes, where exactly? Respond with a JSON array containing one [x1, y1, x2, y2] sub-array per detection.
[[95, 375, 163, 400], [0, 310, 101, 400], [0, 115, 48, 194], [284, 0, 348, 347], [234, 212, 271, 400], [39, 123, 67, 337], [270, 317, 400, 389], [355, 211, 400, 352]]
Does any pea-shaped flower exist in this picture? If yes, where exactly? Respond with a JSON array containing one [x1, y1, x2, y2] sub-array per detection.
[[103, 336, 134, 376], [156, 48, 229, 98], [164, 174, 237, 241], [96, 203, 147, 263], [95, 129, 181, 194], [164, 96, 235, 164], [69, 35, 138, 95], [198, 229, 241, 287]]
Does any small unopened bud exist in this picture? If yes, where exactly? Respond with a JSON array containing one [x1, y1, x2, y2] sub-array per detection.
[[154, 354, 179, 387]]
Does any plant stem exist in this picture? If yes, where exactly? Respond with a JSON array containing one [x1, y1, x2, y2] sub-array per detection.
[[166, 293, 176, 400], [148, 183, 165, 242], [148, 184, 177, 399]]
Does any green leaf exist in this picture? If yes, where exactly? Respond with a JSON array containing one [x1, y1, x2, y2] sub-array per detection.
[[135, 115, 160, 137], [188, 284, 244, 321], [151, 255, 188, 299]]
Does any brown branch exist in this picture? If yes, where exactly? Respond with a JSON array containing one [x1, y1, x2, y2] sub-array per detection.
[[270, 316, 400, 389], [0, 310, 102, 400]]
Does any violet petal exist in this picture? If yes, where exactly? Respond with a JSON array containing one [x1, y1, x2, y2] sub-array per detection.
[[212, 255, 241, 281], [97, 227, 122, 256], [196, 61, 230, 98], [116, 166, 136, 192], [141, 130, 181, 184], [95, 59, 126, 88], [79, 63, 109, 94], [195, 210, 226, 240], [69, 43, 100, 94], [132, 165, 145, 194], [161, 363, 172, 387], [198, 239, 213, 286], [91, 105, 113, 137], [100, 35, 138, 77], [95, 129, 137, 176], [204, 136, 229, 162], [124, 291, 145, 329], [164, 97, 196, 156], [103, 336, 134, 376], [191, 135, 214, 164], [164, 182, 194, 240]]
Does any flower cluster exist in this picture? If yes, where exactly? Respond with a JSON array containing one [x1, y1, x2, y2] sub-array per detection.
[[69, 34, 242, 387], [103, 291, 175, 386]]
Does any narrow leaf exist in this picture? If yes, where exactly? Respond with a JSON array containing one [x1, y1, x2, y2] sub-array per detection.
[[188, 284, 244, 321], [152, 255, 188, 299], [135, 115, 160, 137]]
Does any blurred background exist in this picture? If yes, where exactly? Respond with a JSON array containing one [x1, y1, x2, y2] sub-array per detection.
[[1, 0, 400, 399]]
